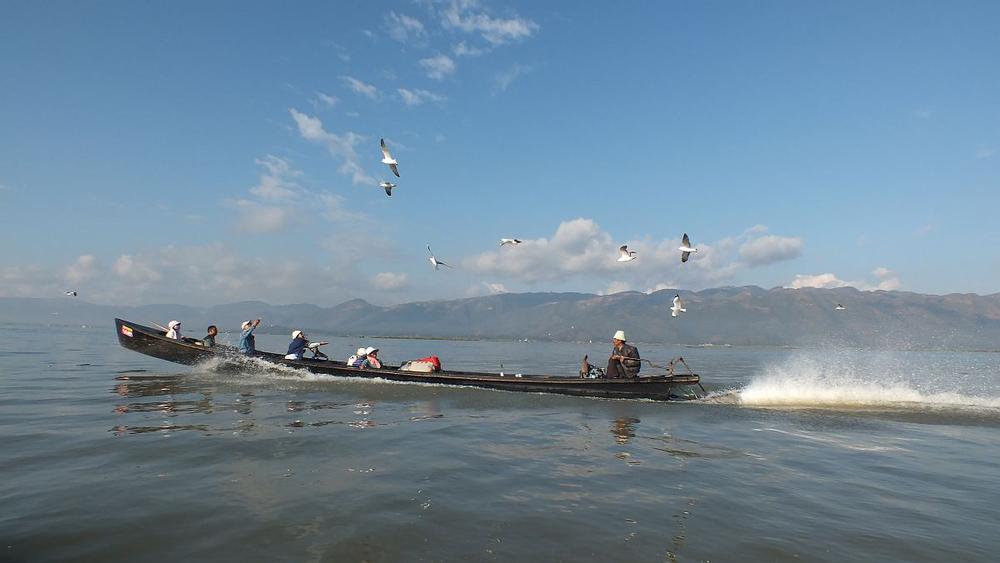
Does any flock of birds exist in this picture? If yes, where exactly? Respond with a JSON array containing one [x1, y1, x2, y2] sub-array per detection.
[[377, 138, 704, 319], [61, 139, 850, 316]]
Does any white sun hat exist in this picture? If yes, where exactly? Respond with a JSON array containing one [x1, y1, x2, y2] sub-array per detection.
[[613, 330, 626, 341], [356, 347, 367, 356], [365, 346, 379, 355], [292, 330, 304, 339], [241, 320, 252, 330]]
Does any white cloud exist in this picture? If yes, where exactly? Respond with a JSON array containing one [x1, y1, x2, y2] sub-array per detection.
[[602, 281, 633, 295], [65, 254, 98, 284], [339, 76, 380, 99], [786, 267, 903, 291], [385, 11, 427, 44], [461, 218, 759, 290], [494, 63, 533, 92], [787, 273, 849, 289], [2, 238, 406, 305], [738, 235, 804, 267], [452, 41, 487, 56], [315, 92, 338, 108], [440, 0, 539, 45], [249, 155, 301, 200], [419, 54, 456, 80], [290, 109, 375, 186], [872, 266, 902, 291], [319, 193, 363, 222], [373, 272, 409, 291], [228, 199, 296, 233], [481, 281, 507, 294], [113, 254, 163, 284], [397, 87, 447, 107]]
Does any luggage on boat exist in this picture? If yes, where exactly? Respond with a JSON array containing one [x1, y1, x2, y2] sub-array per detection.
[[400, 355, 442, 373]]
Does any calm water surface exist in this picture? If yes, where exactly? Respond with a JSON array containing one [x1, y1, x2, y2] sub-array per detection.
[[2, 323, 999, 562]]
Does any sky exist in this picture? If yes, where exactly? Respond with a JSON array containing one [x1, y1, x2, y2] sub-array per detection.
[[1, 0, 998, 306]]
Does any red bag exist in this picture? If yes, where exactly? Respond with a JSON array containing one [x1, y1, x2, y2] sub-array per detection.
[[414, 356, 441, 371]]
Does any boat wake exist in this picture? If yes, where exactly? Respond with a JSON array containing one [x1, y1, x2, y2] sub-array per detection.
[[706, 354, 1000, 413]]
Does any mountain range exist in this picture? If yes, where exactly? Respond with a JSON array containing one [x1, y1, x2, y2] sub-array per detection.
[[3, 286, 1000, 350]]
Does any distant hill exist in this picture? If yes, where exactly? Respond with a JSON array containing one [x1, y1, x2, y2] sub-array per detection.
[[3, 287, 1000, 350]]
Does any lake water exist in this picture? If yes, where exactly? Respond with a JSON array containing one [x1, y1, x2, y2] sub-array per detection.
[[2, 323, 999, 562]]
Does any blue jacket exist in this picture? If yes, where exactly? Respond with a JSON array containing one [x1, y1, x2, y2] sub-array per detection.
[[239, 327, 256, 354], [286, 337, 308, 358]]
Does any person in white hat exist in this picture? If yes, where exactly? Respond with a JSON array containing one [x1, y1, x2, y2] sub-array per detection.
[[164, 320, 182, 340], [285, 330, 309, 360], [607, 330, 641, 379], [346, 346, 367, 367], [239, 318, 262, 355], [361, 346, 382, 370]]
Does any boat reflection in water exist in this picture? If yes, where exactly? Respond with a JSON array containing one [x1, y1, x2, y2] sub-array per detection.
[[611, 416, 641, 445]]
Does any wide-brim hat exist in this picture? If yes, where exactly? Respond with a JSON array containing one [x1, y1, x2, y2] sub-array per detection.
[[292, 330, 304, 339], [365, 346, 379, 355], [356, 347, 367, 356], [241, 321, 252, 330], [612, 330, 626, 341]]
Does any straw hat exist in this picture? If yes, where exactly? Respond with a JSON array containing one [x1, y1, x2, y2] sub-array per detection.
[[612, 330, 626, 341]]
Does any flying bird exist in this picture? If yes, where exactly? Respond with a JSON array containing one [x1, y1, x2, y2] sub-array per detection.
[[499, 238, 523, 247], [671, 294, 687, 317], [379, 180, 396, 196], [65, 291, 78, 297], [426, 244, 453, 270], [617, 245, 637, 262], [835, 304, 846, 311], [380, 138, 399, 178], [679, 233, 698, 263]]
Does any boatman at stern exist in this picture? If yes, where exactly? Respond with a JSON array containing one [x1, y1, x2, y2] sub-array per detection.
[[607, 330, 641, 378]]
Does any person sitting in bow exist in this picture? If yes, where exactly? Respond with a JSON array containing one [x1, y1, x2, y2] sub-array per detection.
[[606, 330, 641, 379], [360, 347, 383, 369], [285, 330, 309, 360]]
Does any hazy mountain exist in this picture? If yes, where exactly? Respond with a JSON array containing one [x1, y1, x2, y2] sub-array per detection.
[[4, 287, 1000, 350]]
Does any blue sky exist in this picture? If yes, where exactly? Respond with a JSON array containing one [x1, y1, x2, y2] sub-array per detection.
[[1, 0, 998, 305]]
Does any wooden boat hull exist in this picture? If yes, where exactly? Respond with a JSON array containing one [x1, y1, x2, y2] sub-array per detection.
[[114, 319, 703, 401]]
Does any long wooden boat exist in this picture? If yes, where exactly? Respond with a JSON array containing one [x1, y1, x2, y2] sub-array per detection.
[[115, 318, 705, 401]]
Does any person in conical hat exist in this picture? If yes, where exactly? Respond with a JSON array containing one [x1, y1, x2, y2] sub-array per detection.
[[607, 329, 641, 379]]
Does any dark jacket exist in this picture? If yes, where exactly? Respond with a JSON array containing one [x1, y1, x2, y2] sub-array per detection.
[[287, 338, 309, 358], [612, 343, 641, 377]]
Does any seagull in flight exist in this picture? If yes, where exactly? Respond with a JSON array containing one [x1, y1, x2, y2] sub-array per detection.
[[426, 244, 453, 270], [499, 238, 523, 247], [379, 180, 396, 196], [679, 233, 698, 263], [671, 294, 687, 317], [65, 291, 78, 297], [835, 303, 846, 311], [617, 245, 637, 262], [380, 138, 400, 178]]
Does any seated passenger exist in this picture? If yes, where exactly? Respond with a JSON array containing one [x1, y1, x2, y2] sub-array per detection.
[[202, 325, 218, 347], [346, 347, 367, 367], [165, 320, 182, 340], [284, 330, 309, 360], [239, 318, 261, 355], [360, 347, 382, 369]]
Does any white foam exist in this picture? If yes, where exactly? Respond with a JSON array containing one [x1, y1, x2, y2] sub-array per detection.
[[735, 355, 1000, 411]]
